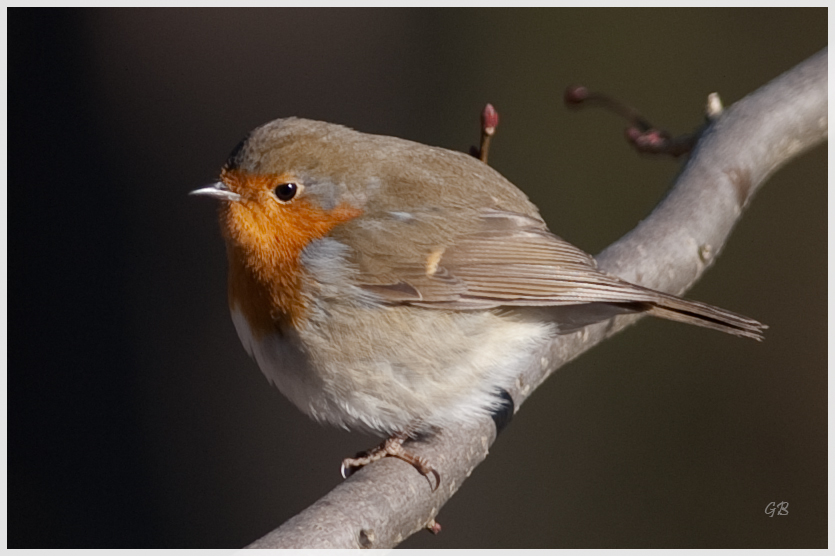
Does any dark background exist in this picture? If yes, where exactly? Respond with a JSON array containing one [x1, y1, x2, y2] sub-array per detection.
[[9, 8, 826, 548]]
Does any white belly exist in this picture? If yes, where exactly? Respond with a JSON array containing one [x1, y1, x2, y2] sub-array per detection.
[[231, 303, 553, 435]]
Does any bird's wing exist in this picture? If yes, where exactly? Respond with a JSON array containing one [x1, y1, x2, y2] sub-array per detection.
[[355, 208, 663, 309], [350, 208, 765, 339]]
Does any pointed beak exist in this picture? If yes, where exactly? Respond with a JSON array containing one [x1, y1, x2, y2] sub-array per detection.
[[190, 181, 241, 202]]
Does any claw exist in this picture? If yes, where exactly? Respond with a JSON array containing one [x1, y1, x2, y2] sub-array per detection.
[[340, 431, 441, 490]]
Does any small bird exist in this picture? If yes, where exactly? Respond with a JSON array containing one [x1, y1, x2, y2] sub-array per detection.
[[192, 117, 765, 486]]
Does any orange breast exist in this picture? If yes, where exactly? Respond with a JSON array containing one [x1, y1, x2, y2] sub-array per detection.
[[220, 169, 362, 337]]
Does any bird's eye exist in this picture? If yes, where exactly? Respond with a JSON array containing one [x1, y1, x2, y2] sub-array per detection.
[[273, 182, 300, 202]]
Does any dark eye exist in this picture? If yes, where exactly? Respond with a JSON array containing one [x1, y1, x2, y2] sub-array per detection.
[[273, 182, 299, 202]]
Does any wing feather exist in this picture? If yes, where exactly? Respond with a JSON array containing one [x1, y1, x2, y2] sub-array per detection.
[[356, 208, 660, 307], [352, 208, 765, 339]]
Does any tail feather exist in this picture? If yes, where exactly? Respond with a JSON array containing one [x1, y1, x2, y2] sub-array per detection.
[[646, 293, 766, 341]]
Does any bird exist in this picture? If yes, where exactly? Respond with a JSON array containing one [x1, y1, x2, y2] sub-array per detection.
[[192, 117, 765, 487]]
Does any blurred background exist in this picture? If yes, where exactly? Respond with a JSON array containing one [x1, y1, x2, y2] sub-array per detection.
[[9, 8, 826, 548]]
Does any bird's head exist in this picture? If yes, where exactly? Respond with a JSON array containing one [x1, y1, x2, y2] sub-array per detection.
[[191, 118, 363, 330]]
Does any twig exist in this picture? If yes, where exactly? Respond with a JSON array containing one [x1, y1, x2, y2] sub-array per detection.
[[470, 103, 500, 163], [565, 84, 697, 157]]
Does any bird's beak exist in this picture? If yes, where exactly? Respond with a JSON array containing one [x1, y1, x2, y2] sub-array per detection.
[[190, 181, 241, 202]]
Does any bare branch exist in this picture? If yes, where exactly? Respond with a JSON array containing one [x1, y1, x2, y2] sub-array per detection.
[[246, 48, 827, 549], [565, 84, 697, 157]]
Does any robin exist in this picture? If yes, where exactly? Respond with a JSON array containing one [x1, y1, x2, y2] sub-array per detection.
[[192, 117, 764, 487]]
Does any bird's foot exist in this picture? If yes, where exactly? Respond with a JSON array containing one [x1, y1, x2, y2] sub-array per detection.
[[341, 431, 441, 491]]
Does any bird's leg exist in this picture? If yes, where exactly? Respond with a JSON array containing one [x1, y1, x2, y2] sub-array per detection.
[[341, 429, 441, 491]]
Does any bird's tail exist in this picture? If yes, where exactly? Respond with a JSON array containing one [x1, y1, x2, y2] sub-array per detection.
[[645, 293, 766, 341]]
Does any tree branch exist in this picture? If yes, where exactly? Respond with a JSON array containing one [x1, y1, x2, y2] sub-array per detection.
[[246, 48, 827, 549]]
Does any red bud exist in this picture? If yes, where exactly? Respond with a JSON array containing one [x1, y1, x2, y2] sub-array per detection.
[[481, 103, 499, 135], [564, 85, 589, 106]]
